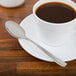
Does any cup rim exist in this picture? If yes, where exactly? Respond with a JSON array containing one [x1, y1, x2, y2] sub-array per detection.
[[33, 0, 76, 26]]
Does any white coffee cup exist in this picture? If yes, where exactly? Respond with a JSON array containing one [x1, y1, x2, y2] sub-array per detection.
[[33, 0, 76, 46]]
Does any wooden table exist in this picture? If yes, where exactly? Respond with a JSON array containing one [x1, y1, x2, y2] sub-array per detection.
[[0, 0, 76, 76]]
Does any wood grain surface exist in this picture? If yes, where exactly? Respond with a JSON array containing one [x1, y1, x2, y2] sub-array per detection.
[[0, 0, 76, 76]]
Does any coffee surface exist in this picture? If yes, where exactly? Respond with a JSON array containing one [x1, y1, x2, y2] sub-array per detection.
[[36, 2, 76, 23]]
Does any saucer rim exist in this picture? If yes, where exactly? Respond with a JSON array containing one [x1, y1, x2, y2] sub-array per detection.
[[18, 39, 76, 62]]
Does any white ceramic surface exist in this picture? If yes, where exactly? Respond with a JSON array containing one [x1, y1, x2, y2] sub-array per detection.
[[18, 14, 76, 62], [0, 0, 25, 8], [33, 0, 76, 46]]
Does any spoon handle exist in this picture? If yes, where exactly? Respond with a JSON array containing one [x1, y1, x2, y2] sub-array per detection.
[[25, 37, 67, 67]]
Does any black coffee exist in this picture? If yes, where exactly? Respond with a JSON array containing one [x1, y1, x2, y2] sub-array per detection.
[[36, 2, 76, 23]]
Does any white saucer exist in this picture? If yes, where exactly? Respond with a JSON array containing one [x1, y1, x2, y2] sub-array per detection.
[[18, 14, 76, 62]]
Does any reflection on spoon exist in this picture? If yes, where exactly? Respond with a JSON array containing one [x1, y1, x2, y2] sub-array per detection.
[[5, 20, 67, 67]]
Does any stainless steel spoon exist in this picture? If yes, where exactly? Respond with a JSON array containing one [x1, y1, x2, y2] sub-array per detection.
[[5, 20, 67, 67]]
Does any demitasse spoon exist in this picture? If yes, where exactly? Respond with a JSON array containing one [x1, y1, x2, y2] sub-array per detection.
[[5, 21, 67, 67]]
